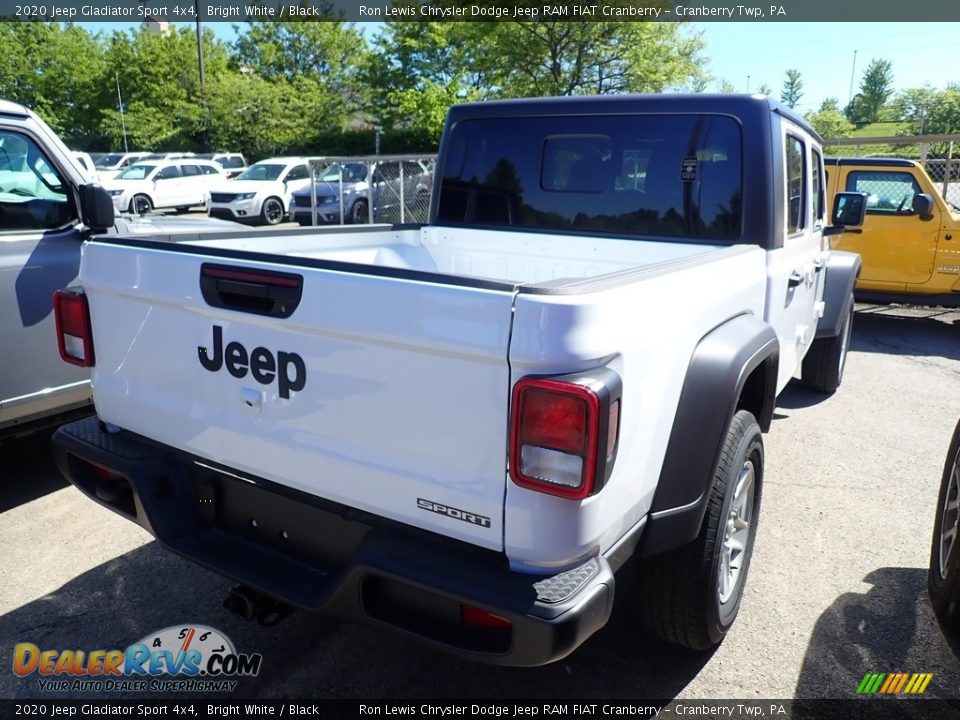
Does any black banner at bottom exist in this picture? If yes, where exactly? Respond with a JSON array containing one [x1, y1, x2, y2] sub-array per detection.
[[2, 699, 960, 720]]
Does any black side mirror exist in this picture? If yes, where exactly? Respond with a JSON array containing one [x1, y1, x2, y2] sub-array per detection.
[[80, 184, 115, 231], [913, 192, 935, 221], [824, 192, 867, 236]]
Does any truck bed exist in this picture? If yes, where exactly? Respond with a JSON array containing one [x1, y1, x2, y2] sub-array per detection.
[[176, 224, 721, 288]]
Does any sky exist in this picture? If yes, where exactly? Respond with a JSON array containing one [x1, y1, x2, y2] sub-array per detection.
[[80, 20, 960, 113]]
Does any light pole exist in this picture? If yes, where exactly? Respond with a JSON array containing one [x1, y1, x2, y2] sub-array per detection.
[[115, 72, 129, 153], [847, 49, 858, 105], [194, 0, 205, 99]]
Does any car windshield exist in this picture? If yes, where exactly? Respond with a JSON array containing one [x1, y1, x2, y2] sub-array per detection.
[[235, 164, 284, 181], [116, 164, 155, 180], [319, 162, 367, 183], [95, 153, 126, 168]]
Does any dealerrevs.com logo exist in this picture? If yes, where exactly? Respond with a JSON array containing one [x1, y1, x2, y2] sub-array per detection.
[[13, 625, 262, 693]]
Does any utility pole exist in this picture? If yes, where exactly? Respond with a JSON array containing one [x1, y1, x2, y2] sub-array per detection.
[[195, 0, 205, 99], [115, 72, 129, 153], [847, 49, 858, 105]]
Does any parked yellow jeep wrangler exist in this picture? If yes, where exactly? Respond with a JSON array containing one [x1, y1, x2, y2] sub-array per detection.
[[826, 157, 960, 306]]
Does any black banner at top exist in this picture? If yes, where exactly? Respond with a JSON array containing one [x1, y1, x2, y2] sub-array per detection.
[[2, 0, 960, 22]]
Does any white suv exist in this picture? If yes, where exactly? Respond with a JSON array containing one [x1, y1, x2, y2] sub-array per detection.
[[104, 159, 227, 215], [206, 157, 310, 225]]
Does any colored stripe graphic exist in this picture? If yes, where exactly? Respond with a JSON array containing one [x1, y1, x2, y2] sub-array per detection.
[[857, 672, 932, 694], [857, 673, 885, 694]]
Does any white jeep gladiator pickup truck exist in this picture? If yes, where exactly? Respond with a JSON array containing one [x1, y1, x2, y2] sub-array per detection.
[[52, 95, 865, 665]]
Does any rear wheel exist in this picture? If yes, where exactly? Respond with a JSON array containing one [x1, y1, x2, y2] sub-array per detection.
[[929, 421, 960, 632], [350, 198, 369, 224], [637, 410, 764, 650], [260, 197, 284, 226], [130, 194, 152, 215], [801, 298, 853, 394]]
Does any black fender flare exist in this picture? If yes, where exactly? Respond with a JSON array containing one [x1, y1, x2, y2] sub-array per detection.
[[816, 251, 862, 338], [636, 314, 779, 557]]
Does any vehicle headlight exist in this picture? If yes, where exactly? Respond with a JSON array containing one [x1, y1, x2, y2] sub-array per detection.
[[235, 193, 256, 201], [108, 189, 124, 197]]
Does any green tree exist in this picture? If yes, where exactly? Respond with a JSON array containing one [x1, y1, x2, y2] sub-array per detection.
[[856, 58, 895, 123], [780, 69, 803, 108], [804, 104, 854, 142], [891, 86, 938, 130], [231, 18, 368, 128], [900, 85, 960, 153], [715, 78, 736, 94], [0, 23, 108, 146], [363, 20, 480, 138], [756, 83, 773, 96], [100, 26, 230, 151], [474, 21, 705, 97]]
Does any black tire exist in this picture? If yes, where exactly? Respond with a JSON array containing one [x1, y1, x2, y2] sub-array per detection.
[[130, 194, 153, 215], [260, 196, 284, 226], [350, 198, 369, 224], [637, 410, 764, 650], [801, 298, 853, 394], [929, 420, 960, 632], [296, 217, 313, 227]]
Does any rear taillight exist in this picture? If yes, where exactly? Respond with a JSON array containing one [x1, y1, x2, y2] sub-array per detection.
[[509, 369, 621, 500], [53, 290, 94, 367]]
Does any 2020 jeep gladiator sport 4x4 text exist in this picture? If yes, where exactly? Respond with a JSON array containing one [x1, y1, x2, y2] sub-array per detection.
[[52, 95, 865, 665]]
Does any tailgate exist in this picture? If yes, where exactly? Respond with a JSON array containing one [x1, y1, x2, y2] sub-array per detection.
[[79, 241, 516, 551]]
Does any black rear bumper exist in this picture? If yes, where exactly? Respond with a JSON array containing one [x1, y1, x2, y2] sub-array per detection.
[[52, 416, 616, 666]]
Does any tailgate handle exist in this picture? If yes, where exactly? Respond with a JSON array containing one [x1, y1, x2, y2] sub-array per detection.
[[200, 264, 303, 318]]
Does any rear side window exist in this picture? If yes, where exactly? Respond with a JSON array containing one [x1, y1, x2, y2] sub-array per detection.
[[845, 170, 922, 214], [199, 164, 219, 175], [785, 135, 806, 234], [811, 149, 824, 226], [220, 156, 246, 169], [437, 114, 743, 241], [180, 164, 200, 176]]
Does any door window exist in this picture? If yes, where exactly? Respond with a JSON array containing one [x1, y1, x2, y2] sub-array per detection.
[[284, 164, 309, 182], [155, 166, 179, 180], [180, 164, 200, 177], [0, 130, 74, 231], [845, 171, 922, 214]]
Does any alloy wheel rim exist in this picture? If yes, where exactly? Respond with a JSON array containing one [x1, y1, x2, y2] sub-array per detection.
[[718, 460, 755, 604], [266, 200, 282, 223], [939, 448, 960, 579]]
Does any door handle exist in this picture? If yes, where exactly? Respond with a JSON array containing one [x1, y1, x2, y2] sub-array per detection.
[[788, 271, 804, 287]]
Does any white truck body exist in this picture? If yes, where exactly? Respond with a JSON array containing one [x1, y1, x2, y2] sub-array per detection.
[[53, 95, 865, 664]]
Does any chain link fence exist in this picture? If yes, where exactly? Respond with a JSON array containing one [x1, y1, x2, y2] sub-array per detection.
[[825, 133, 960, 208], [291, 155, 436, 227]]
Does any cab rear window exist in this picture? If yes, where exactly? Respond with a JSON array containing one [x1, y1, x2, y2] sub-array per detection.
[[437, 114, 742, 241]]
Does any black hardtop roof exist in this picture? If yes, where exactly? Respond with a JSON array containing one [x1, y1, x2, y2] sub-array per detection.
[[825, 157, 919, 167], [446, 93, 821, 142]]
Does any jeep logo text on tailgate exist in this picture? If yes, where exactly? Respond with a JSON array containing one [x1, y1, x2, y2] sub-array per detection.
[[199, 325, 306, 399]]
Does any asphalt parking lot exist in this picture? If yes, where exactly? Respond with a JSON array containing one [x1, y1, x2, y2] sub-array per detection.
[[1, 303, 959, 701]]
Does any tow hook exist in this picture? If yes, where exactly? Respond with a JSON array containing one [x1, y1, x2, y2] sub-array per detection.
[[224, 585, 292, 626]]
